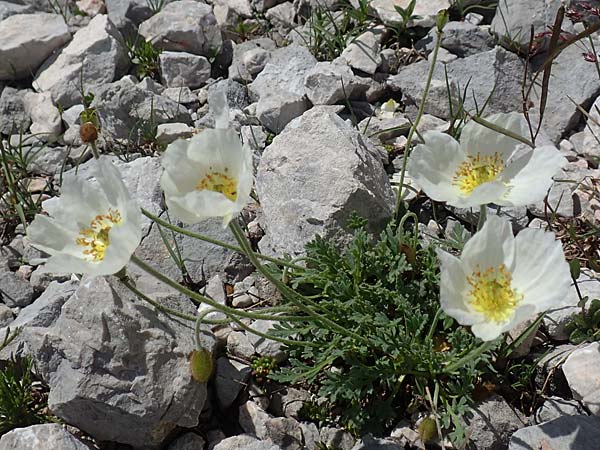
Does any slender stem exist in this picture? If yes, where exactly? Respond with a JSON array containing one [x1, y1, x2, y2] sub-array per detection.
[[130, 255, 302, 322], [426, 307, 443, 342], [90, 141, 100, 159], [229, 221, 369, 344], [227, 313, 318, 348], [141, 208, 305, 271], [443, 341, 495, 373], [118, 273, 197, 322], [477, 205, 487, 230], [394, 27, 443, 222]]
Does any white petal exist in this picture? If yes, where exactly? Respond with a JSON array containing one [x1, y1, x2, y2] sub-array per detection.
[[407, 131, 465, 203], [512, 228, 570, 311], [461, 112, 528, 160], [167, 190, 241, 225], [461, 215, 515, 273], [27, 214, 73, 254], [187, 129, 245, 175], [498, 145, 567, 207], [211, 87, 230, 129], [471, 321, 506, 341], [94, 157, 133, 208], [449, 180, 507, 208], [161, 140, 207, 193], [437, 249, 479, 325]]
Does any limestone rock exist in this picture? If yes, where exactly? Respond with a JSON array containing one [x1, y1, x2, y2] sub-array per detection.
[[0, 86, 31, 135], [0, 13, 71, 80], [20, 276, 207, 448], [256, 106, 395, 257], [534, 396, 587, 424], [159, 51, 211, 89], [139, 0, 222, 57], [33, 14, 129, 108], [215, 357, 252, 410], [340, 29, 382, 75], [369, 0, 450, 28], [0, 270, 34, 307], [509, 415, 600, 450], [229, 38, 276, 83], [23, 91, 62, 140], [0, 424, 91, 450], [304, 61, 357, 105], [213, 434, 282, 450], [105, 0, 153, 38], [0, 1, 34, 22], [562, 341, 600, 414]]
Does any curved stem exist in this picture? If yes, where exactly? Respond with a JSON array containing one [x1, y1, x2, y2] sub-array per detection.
[[477, 205, 487, 231], [130, 255, 303, 322], [229, 221, 369, 344], [394, 28, 443, 222], [142, 208, 305, 271]]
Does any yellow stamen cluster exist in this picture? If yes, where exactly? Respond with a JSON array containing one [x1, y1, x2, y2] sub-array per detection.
[[467, 264, 522, 323], [453, 153, 504, 195], [76, 209, 122, 261], [196, 168, 238, 201]]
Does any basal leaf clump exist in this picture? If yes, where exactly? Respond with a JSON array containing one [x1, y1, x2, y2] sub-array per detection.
[[270, 220, 493, 442]]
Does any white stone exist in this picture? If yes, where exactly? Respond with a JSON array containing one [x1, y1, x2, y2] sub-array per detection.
[[304, 61, 357, 105], [562, 342, 600, 414], [34, 14, 128, 109], [156, 123, 194, 145], [0, 424, 90, 450], [340, 29, 382, 75], [159, 51, 211, 89], [370, 0, 450, 28], [0, 13, 71, 80], [23, 91, 62, 140]]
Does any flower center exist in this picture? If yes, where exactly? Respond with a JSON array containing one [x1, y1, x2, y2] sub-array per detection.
[[467, 264, 522, 323], [453, 153, 504, 195], [76, 209, 122, 262], [196, 169, 237, 201]]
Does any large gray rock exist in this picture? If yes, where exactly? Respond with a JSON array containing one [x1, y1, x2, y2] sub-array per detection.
[[369, 0, 450, 28], [215, 357, 252, 410], [92, 76, 191, 141], [340, 29, 382, 75], [509, 415, 600, 450], [213, 434, 282, 450], [23, 91, 62, 140], [0, 424, 91, 450], [388, 46, 524, 120], [562, 342, 600, 414], [139, 0, 222, 57], [256, 106, 395, 257], [33, 14, 129, 109], [579, 94, 600, 160], [491, 0, 564, 49], [419, 21, 495, 57], [464, 395, 528, 450], [16, 276, 207, 449], [249, 44, 316, 132], [534, 396, 587, 424], [0, 13, 71, 80], [0, 86, 31, 135], [159, 51, 211, 89], [532, 37, 600, 142]]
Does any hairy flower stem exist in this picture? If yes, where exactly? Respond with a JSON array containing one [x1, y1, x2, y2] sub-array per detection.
[[443, 341, 495, 374], [477, 205, 487, 230], [90, 141, 100, 159], [229, 221, 370, 344], [129, 254, 303, 322], [394, 28, 443, 223], [142, 208, 304, 271]]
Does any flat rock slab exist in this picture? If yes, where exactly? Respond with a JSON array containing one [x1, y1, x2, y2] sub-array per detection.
[[562, 341, 600, 414], [0, 424, 91, 450]]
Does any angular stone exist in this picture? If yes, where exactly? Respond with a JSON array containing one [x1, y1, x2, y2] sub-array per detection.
[[350, 436, 402, 450], [562, 341, 600, 414], [491, 0, 564, 49], [139, 0, 222, 57], [92, 76, 191, 141], [229, 38, 276, 83], [0, 13, 71, 80], [247, 319, 286, 361], [34, 14, 129, 108], [167, 432, 206, 450], [0, 86, 31, 134], [23, 91, 62, 140], [0, 303, 13, 327], [240, 400, 272, 437], [509, 415, 600, 450], [388, 46, 525, 120], [419, 21, 494, 57], [227, 330, 255, 359], [340, 29, 382, 75], [534, 396, 587, 424], [105, 0, 153, 38], [250, 44, 316, 132], [263, 417, 303, 450], [265, 2, 295, 31], [29, 266, 72, 292], [156, 122, 194, 145], [20, 276, 206, 448], [304, 61, 357, 105], [0, 270, 34, 307], [464, 395, 528, 450], [256, 106, 394, 257], [0, 1, 34, 22], [580, 95, 600, 160], [159, 51, 211, 89], [163, 87, 198, 105], [215, 357, 252, 409], [319, 427, 356, 450], [0, 424, 91, 450]]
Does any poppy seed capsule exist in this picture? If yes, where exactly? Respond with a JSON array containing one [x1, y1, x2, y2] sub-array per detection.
[[80, 122, 98, 143]]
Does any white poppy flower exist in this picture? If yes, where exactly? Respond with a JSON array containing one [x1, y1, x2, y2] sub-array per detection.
[[407, 112, 567, 208], [437, 215, 570, 341], [160, 89, 253, 227], [27, 157, 142, 276]]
